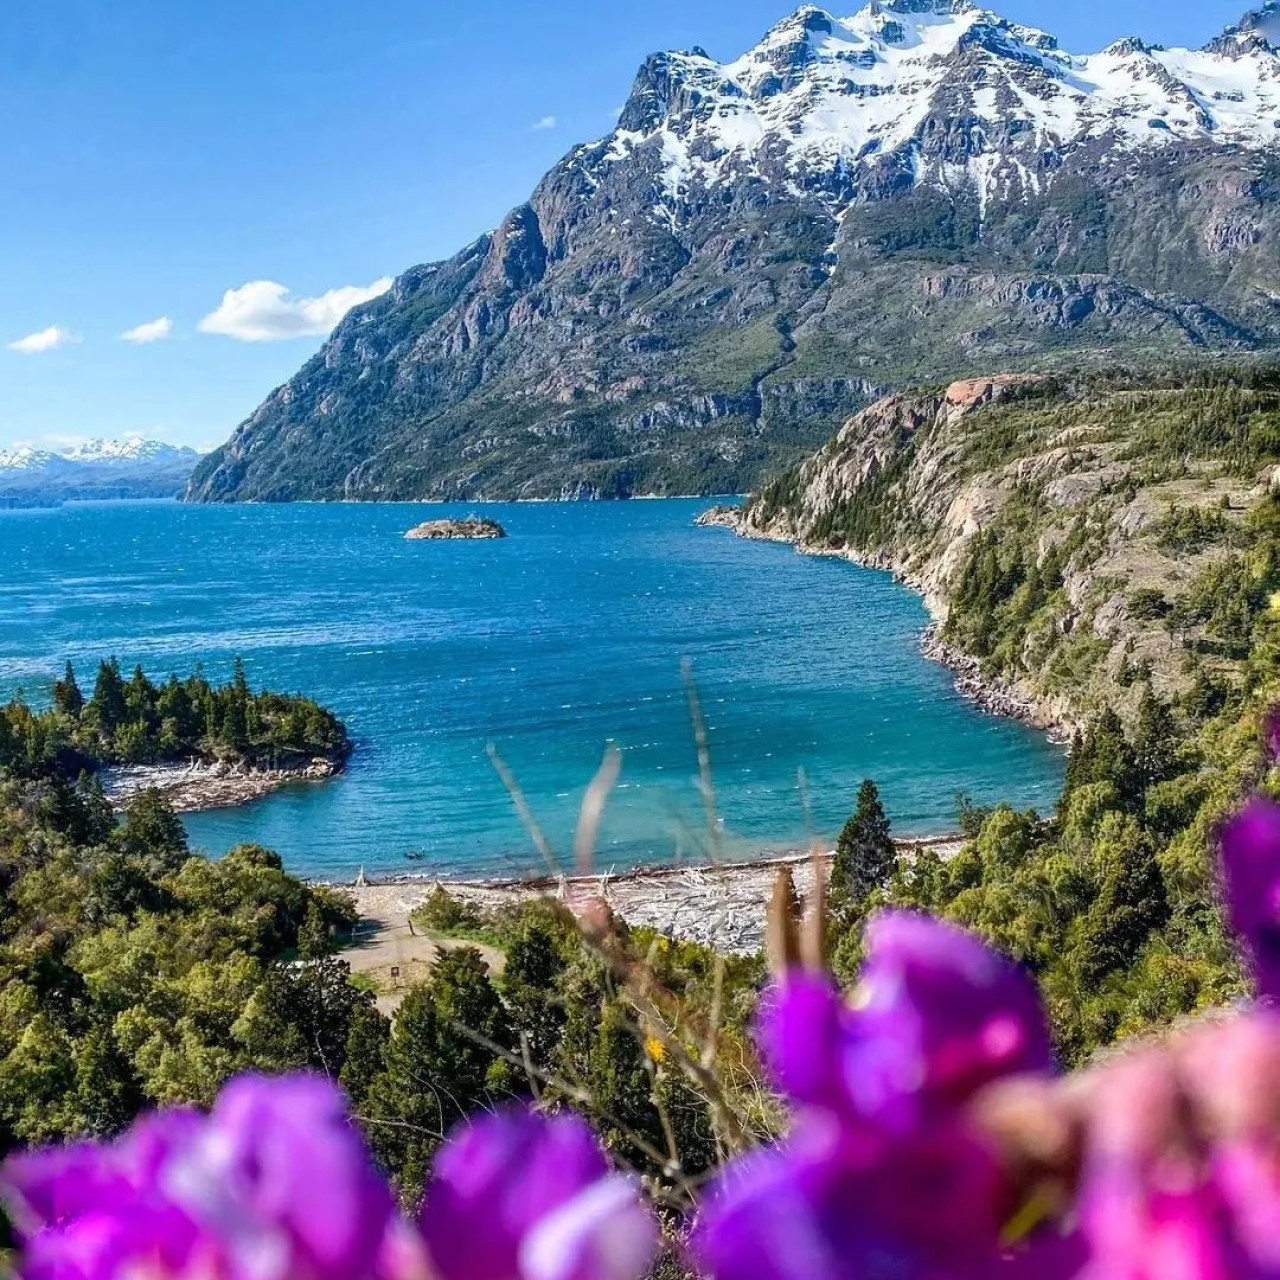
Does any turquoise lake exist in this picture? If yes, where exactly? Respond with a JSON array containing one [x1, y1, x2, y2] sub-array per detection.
[[0, 499, 1063, 880]]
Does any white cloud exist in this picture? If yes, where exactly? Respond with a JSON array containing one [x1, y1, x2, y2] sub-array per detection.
[[531, 115, 558, 131], [197, 277, 393, 342], [9, 325, 79, 355], [121, 316, 173, 344]]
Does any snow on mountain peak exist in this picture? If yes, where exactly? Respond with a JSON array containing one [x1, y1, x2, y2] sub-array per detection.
[[1235, 3, 1280, 43], [605, 0, 1280, 217], [0, 445, 55, 473], [0, 436, 199, 475], [65, 435, 165, 463]]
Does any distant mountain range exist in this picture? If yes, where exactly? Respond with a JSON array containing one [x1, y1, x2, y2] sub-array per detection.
[[0, 436, 203, 507], [189, 0, 1280, 504]]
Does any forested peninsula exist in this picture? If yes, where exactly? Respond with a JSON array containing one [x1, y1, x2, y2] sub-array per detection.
[[1, 659, 351, 811]]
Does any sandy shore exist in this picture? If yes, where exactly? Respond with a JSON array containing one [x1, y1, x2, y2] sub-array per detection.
[[336, 836, 964, 958], [100, 757, 343, 813]]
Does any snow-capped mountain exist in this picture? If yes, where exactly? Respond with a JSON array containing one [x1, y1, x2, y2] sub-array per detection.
[[61, 436, 198, 467], [0, 446, 57, 474], [190, 0, 1280, 504], [611, 0, 1280, 215], [0, 437, 202, 506]]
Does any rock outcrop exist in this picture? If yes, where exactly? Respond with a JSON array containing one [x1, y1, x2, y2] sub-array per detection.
[[693, 505, 743, 529], [100, 757, 343, 814], [404, 516, 507, 540]]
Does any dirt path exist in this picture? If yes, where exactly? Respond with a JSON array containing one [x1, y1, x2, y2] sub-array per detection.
[[343, 898, 504, 1017]]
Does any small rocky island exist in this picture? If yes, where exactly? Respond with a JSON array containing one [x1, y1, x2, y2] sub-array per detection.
[[404, 516, 507, 541]]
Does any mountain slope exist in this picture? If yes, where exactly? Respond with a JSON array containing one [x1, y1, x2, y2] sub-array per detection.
[[0, 437, 202, 507], [190, 0, 1280, 503], [726, 368, 1280, 730]]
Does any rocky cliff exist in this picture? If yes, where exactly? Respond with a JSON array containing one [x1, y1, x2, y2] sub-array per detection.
[[190, 1, 1280, 503], [727, 369, 1280, 729]]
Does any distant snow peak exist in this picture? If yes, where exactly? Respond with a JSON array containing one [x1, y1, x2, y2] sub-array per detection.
[[66, 435, 172, 463], [0, 445, 54, 473], [0, 436, 198, 475], [1236, 3, 1280, 44], [880, 0, 977, 15]]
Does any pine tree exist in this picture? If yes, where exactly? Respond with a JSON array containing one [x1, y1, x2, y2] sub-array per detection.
[[89, 659, 128, 732], [297, 900, 332, 960], [366, 949, 514, 1191], [830, 779, 895, 912], [220, 696, 249, 753], [53, 662, 84, 719], [1075, 814, 1169, 985], [503, 923, 567, 1065], [1133, 685, 1179, 793], [117, 789, 189, 876], [1063, 709, 1140, 808], [340, 1002, 389, 1112], [125, 666, 155, 724]]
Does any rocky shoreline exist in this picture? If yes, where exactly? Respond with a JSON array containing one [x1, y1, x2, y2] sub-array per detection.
[[100, 757, 344, 814], [918, 626, 1073, 742], [334, 837, 964, 956], [693, 505, 742, 530]]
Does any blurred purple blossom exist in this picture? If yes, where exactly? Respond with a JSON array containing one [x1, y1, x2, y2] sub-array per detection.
[[701, 912, 1052, 1280], [757, 911, 1052, 1132], [2, 1077, 397, 1280], [420, 1103, 658, 1280], [1219, 796, 1280, 1001], [693, 1110, 1006, 1280]]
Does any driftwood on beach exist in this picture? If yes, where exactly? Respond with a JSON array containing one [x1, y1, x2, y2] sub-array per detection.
[[339, 838, 964, 956]]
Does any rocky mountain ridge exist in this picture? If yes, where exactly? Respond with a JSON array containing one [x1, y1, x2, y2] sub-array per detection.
[[189, 1, 1280, 503]]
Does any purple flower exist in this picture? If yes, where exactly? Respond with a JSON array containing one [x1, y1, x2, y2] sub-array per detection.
[[758, 912, 1052, 1131], [173, 1073, 396, 1280], [420, 1103, 657, 1280], [755, 971, 856, 1117], [2, 1076, 396, 1280], [1072, 1051, 1267, 1280], [520, 1175, 660, 1280], [1219, 797, 1280, 1002], [855, 912, 1053, 1116], [16, 1201, 210, 1280], [1211, 1143, 1280, 1276], [1180, 1011, 1280, 1275], [3, 1112, 211, 1280], [3, 1142, 131, 1235], [693, 1111, 1007, 1280]]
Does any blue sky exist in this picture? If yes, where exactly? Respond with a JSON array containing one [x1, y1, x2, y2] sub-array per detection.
[[0, 0, 1252, 451]]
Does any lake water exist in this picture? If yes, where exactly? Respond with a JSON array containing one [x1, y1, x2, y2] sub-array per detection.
[[0, 499, 1063, 880]]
